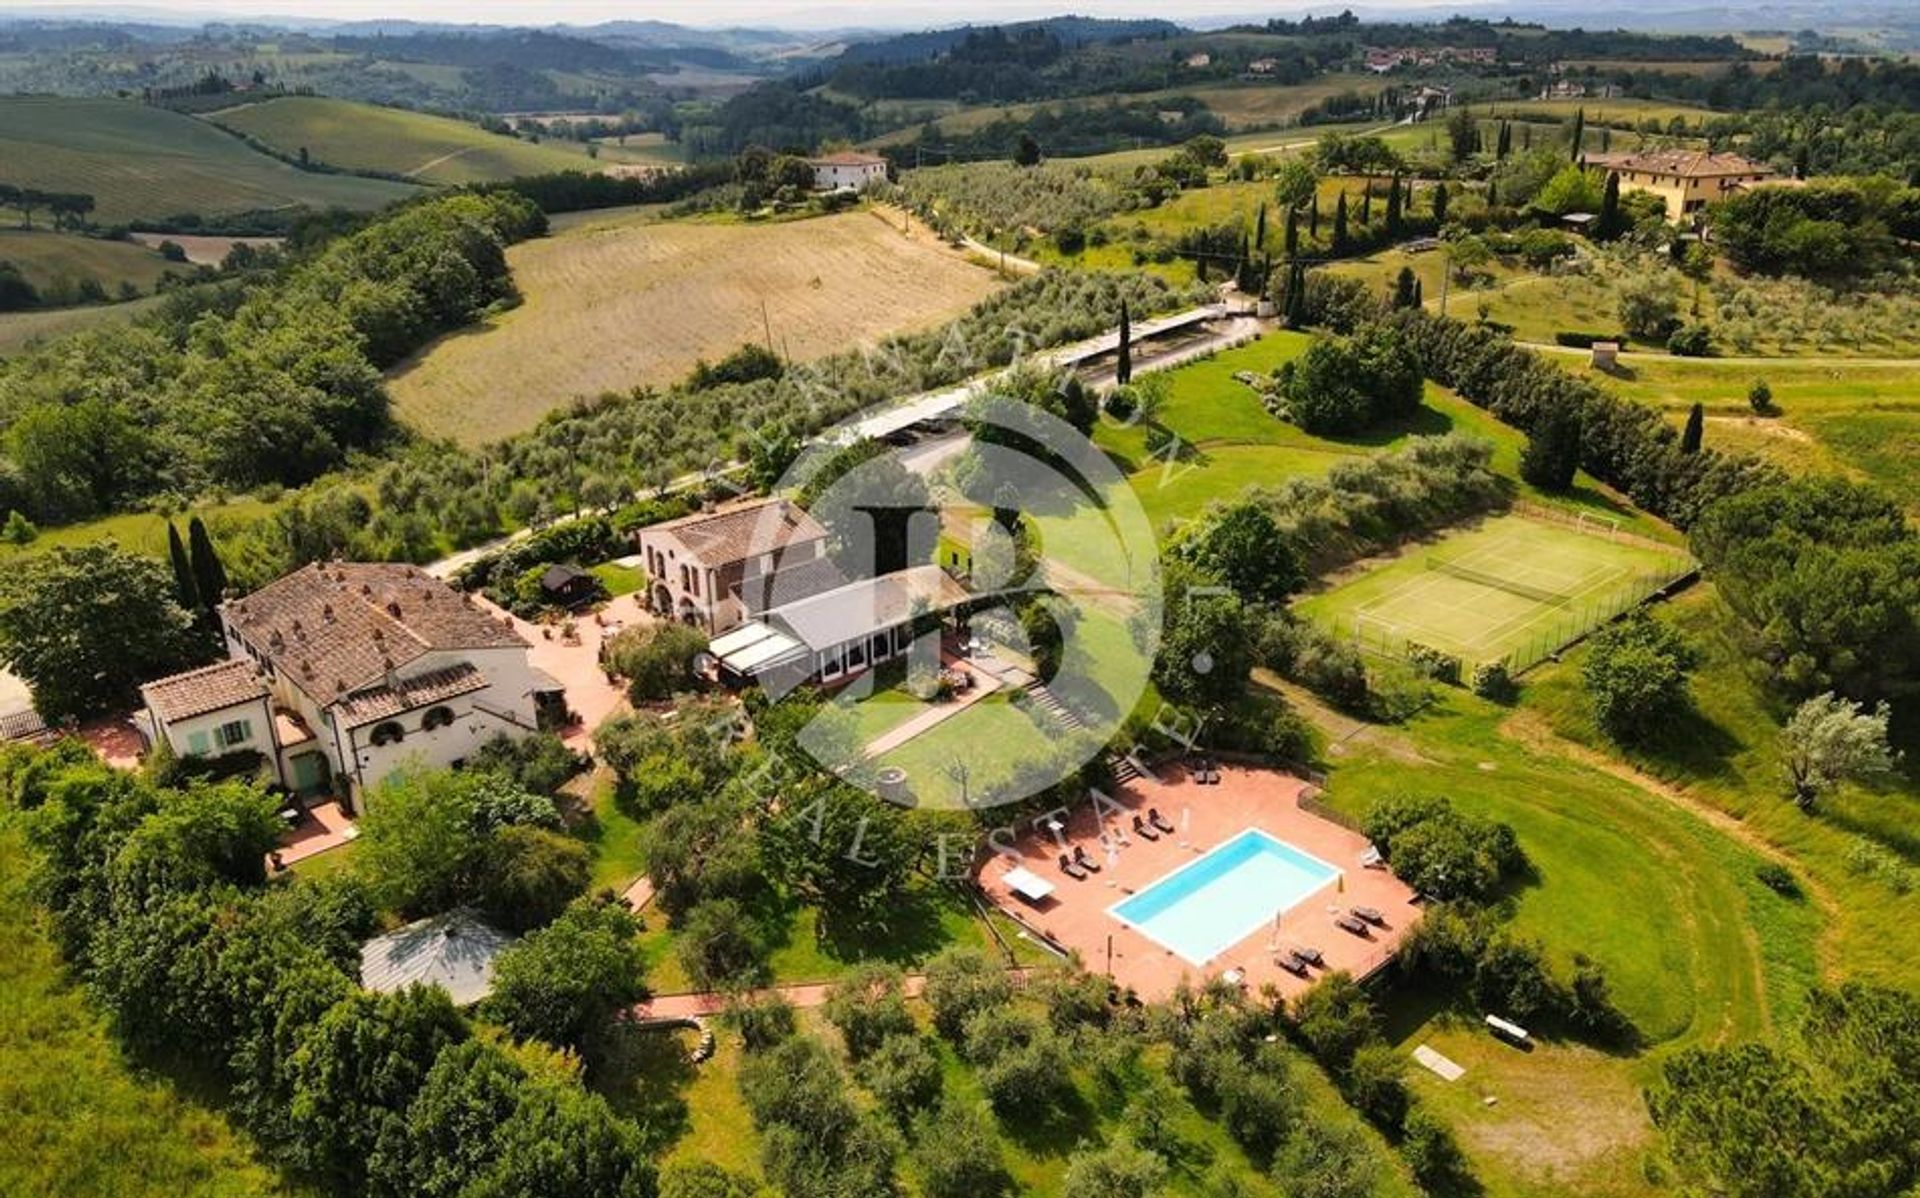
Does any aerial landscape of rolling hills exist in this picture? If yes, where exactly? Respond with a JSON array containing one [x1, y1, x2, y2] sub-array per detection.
[[0, 4, 1918, 1198]]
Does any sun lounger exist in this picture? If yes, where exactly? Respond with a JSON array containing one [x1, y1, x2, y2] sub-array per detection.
[[1352, 906, 1385, 926], [1288, 945, 1323, 967], [1147, 807, 1176, 834], [1059, 853, 1089, 881], [1073, 846, 1102, 873], [1277, 954, 1309, 977], [1335, 914, 1369, 937], [1132, 815, 1160, 841], [1359, 845, 1384, 869]]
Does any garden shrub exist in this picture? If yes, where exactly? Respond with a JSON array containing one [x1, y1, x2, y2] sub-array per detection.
[[1404, 642, 1462, 685], [1470, 661, 1515, 701]]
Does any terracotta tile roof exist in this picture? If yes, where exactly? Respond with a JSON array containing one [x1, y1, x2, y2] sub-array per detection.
[[141, 659, 266, 723], [224, 563, 526, 704], [809, 150, 888, 167], [647, 499, 827, 569], [333, 662, 490, 729], [1590, 150, 1772, 179]]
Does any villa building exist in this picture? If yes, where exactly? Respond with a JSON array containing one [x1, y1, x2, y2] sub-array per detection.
[[142, 562, 555, 809], [636, 497, 833, 634], [1589, 149, 1777, 217], [709, 563, 970, 689], [806, 150, 889, 191]]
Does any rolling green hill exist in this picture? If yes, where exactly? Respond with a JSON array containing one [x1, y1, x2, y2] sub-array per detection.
[[208, 95, 603, 184], [0, 96, 421, 224], [0, 229, 179, 297]]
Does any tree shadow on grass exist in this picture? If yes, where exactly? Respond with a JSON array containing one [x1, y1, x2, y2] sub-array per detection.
[[813, 884, 964, 968], [997, 1085, 1102, 1160], [589, 1022, 694, 1151]]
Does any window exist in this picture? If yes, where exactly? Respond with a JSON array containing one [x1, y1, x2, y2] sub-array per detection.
[[369, 721, 406, 747], [215, 718, 252, 749], [421, 706, 455, 731]]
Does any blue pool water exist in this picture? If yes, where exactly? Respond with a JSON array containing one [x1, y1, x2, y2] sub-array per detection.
[[1109, 830, 1341, 965]]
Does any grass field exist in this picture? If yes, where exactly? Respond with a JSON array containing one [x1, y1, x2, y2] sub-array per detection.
[[0, 97, 421, 223], [209, 96, 599, 184], [1295, 513, 1695, 673], [0, 822, 290, 1198], [0, 292, 161, 354], [1572, 352, 1920, 513], [0, 228, 178, 296], [387, 207, 1004, 446]]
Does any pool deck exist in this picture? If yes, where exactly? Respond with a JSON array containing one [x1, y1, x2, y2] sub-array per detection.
[[977, 764, 1422, 1002]]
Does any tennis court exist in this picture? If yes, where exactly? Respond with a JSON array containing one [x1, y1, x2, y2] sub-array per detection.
[[1297, 513, 1695, 673]]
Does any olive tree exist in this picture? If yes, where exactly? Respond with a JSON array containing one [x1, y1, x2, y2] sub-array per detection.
[[1781, 692, 1900, 811]]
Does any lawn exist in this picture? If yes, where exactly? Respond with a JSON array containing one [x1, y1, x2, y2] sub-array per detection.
[[0, 228, 180, 297], [387, 206, 1004, 446], [0, 495, 281, 564], [589, 560, 647, 597], [1303, 679, 1818, 1197], [1577, 353, 1920, 514], [0, 96, 419, 223], [1524, 585, 1920, 997], [210, 95, 598, 184], [0, 291, 162, 354], [1094, 331, 1677, 542], [0, 822, 291, 1198], [1294, 512, 1694, 673]]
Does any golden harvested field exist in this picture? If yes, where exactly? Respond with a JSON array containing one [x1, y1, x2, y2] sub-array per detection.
[[387, 208, 1004, 446]]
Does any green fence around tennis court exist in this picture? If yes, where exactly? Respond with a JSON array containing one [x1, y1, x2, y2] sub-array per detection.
[[1323, 560, 1698, 677]]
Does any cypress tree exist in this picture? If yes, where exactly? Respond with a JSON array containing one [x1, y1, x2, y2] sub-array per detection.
[[1254, 201, 1268, 251], [1332, 192, 1349, 253], [1496, 120, 1512, 159], [1432, 182, 1450, 225], [1116, 300, 1132, 386], [1412, 276, 1423, 307], [1569, 107, 1586, 161], [1360, 185, 1372, 225], [1601, 126, 1612, 153], [1486, 179, 1498, 209], [1393, 266, 1418, 309], [1598, 171, 1622, 239], [187, 517, 227, 614], [1680, 402, 1705, 454], [1520, 404, 1583, 492], [166, 522, 198, 612], [1283, 204, 1299, 255], [1385, 175, 1403, 234], [1309, 195, 1320, 238], [1523, 123, 1533, 150]]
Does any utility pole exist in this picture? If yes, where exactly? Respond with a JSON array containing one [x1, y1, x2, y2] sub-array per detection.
[[760, 298, 774, 354]]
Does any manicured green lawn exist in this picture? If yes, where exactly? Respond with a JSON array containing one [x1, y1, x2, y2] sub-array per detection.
[[1525, 585, 1920, 997], [0, 822, 291, 1198], [589, 561, 646, 597], [577, 776, 651, 892], [1304, 676, 1818, 1197]]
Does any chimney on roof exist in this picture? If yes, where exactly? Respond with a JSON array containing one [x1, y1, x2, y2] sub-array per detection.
[[387, 601, 403, 620], [321, 603, 335, 623]]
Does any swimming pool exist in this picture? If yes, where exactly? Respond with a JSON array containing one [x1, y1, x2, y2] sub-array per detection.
[[1109, 830, 1341, 965]]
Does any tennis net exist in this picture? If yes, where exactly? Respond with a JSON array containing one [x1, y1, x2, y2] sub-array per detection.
[[1427, 557, 1572, 605]]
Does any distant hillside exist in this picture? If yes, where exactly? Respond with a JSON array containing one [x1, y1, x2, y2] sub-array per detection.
[[0, 96, 420, 225], [209, 95, 598, 185], [834, 16, 1182, 67]]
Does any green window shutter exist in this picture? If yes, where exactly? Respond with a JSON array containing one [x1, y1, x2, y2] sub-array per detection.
[[187, 730, 209, 755]]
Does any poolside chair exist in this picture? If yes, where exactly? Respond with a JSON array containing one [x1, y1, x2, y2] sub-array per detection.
[[1147, 807, 1176, 834], [1058, 853, 1088, 881], [1352, 906, 1386, 926], [1073, 845, 1102, 873], [1291, 945, 1324, 967], [1204, 757, 1222, 784], [1131, 814, 1160, 841], [1277, 954, 1309, 978], [1335, 914, 1370, 937]]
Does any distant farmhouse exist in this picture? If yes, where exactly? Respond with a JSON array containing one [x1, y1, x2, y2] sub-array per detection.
[[1364, 45, 1495, 72], [806, 150, 888, 191], [141, 563, 555, 808], [1590, 149, 1777, 217]]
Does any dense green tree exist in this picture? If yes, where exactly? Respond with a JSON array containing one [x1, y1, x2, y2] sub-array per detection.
[[1780, 692, 1900, 811], [912, 1099, 1008, 1198], [1582, 612, 1699, 745], [1151, 566, 1256, 710], [166, 523, 198, 613], [1518, 401, 1583, 492], [481, 825, 591, 932], [1274, 1117, 1379, 1198], [486, 897, 646, 1053], [0, 543, 202, 722], [603, 623, 709, 703], [823, 963, 916, 1060], [924, 948, 1015, 1041], [963, 1005, 1072, 1118], [1271, 322, 1422, 435], [1330, 192, 1349, 253], [858, 1032, 943, 1119], [1062, 1135, 1167, 1198], [1391, 265, 1418, 310], [1173, 502, 1302, 604], [761, 779, 914, 932], [186, 517, 228, 612], [355, 768, 558, 916], [659, 1161, 761, 1198], [676, 897, 765, 991], [1680, 402, 1705, 454], [1290, 972, 1375, 1069]]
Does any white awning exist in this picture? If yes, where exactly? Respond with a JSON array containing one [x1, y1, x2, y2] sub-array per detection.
[[1002, 866, 1056, 902], [720, 629, 807, 674], [709, 621, 779, 657]]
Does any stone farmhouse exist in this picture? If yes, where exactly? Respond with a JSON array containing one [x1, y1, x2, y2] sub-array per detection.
[[636, 498, 837, 633], [1589, 149, 1777, 218], [806, 150, 889, 191], [141, 562, 555, 810]]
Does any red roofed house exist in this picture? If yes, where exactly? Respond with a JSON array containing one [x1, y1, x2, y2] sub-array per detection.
[[806, 150, 888, 191], [636, 497, 834, 634], [141, 562, 554, 810], [1588, 150, 1776, 218]]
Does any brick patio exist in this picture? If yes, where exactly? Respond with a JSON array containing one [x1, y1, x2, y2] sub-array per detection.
[[977, 764, 1421, 1002]]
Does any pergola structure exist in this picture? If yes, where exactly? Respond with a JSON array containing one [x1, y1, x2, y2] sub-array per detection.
[[711, 564, 970, 689]]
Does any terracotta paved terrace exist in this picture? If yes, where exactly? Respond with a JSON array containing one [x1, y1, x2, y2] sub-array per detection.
[[978, 765, 1421, 1002]]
